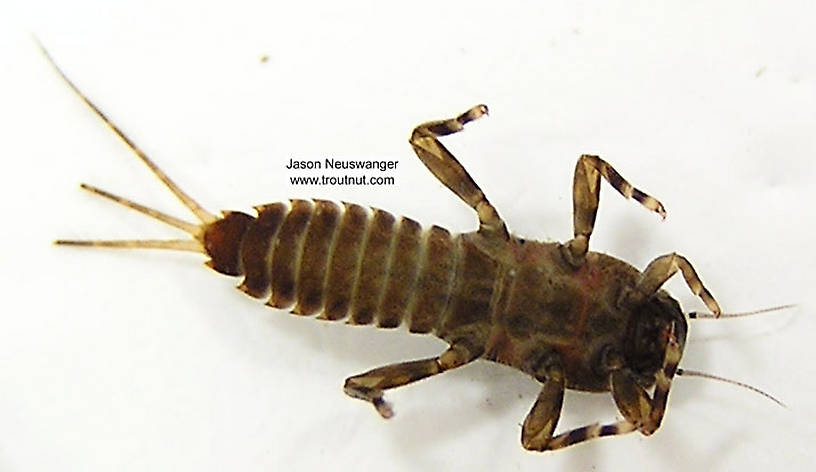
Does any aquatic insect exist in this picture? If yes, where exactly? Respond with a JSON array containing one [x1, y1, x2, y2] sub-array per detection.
[[45, 45, 783, 452]]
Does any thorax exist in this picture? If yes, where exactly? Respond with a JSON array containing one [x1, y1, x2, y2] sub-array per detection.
[[474, 236, 643, 392]]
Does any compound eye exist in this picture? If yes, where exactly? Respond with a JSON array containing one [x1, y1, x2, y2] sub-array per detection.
[[598, 344, 624, 372]]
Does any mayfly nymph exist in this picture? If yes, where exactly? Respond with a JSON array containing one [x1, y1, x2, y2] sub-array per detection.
[[45, 43, 783, 451]]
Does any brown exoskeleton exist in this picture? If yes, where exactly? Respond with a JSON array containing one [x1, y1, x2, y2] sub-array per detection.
[[46, 43, 775, 452]]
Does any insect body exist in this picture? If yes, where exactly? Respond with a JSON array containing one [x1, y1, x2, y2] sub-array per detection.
[[49, 48, 730, 451]]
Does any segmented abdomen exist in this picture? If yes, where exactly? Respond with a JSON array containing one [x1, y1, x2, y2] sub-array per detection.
[[237, 199, 459, 333]]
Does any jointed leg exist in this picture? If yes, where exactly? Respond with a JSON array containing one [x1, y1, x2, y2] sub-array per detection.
[[565, 155, 666, 266], [610, 322, 683, 436], [637, 252, 721, 316], [409, 105, 508, 241], [529, 418, 637, 451], [521, 362, 636, 451], [524, 324, 683, 451], [343, 342, 479, 418], [521, 369, 564, 450]]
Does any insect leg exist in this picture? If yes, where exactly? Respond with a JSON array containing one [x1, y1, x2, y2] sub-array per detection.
[[521, 364, 565, 451], [409, 105, 508, 241], [343, 342, 479, 418], [564, 155, 666, 266], [521, 361, 635, 451], [637, 252, 721, 316], [539, 326, 684, 450], [609, 323, 683, 436]]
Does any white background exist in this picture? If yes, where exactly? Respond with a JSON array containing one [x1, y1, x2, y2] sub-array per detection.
[[1, 1, 814, 471]]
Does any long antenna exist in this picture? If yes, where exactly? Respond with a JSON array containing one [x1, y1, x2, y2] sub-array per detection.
[[689, 304, 795, 319], [676, 368, 785, 407]]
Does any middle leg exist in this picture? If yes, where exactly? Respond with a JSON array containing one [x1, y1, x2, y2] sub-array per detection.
[[524, 323, 684, 451], [521, 362, 637, 451], [564, 155, 667, 266]]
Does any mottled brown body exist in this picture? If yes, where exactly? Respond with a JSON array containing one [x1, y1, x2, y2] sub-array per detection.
[[208, 202, 495, 338], [207, 204, 653, 395], [217, 202, 457, 334], [487, 241, 647, 393], [48, 43, 730, 452]]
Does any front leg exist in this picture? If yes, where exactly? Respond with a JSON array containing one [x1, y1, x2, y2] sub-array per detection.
[[343, 341, 480, 418], [565, 155, 667, 266], [610, 322, 683, 436], [636, 252, 721, 316], [409, 105, 508, 241]]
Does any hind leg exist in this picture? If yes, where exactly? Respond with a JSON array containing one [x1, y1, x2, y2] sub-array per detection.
[[409, 105, 508, 241], [343, 341, 480, 418]]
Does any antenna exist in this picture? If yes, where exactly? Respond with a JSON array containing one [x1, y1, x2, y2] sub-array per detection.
[[676, 368, 785, 408], [688, 304, 795, 319]]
